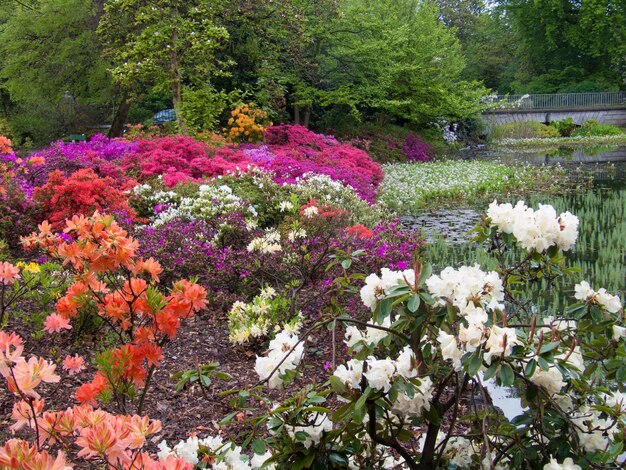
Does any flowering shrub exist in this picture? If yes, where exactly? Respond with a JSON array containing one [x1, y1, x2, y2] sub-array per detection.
[[0, 162, 37, 247], [121, 135, 250, 187], [0, 331, 193, 469], [33, 168, 137, 229], [235, 200, 625, 469], [224, 103, 271, 143], [402, 132, 433, 162], [21, 212, 207, 413], [25, 134, 136, 187], [0, 136, 13, 155], [227, 287, 300, 345]]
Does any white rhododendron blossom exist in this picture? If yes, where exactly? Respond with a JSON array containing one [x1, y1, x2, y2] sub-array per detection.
[[569, 406, 613, 453], [613, 325, 626, 341], [344, 316, 392, 349], [392, 376, 433, 417], [487, 200, 578, 252], [437, 330, 464, 371], [278, 201, 294, 212], [247, 230, 282, 254], [285, 413, 333, 449], [529, 365, 566, 396], [363, 356, 396, 392], [302, 205, 319, 218], [157, 435, 256, 469], [483, 325, 520, 364], [425, 264, 504, 313], [333, 359, 364, 389], [360, 268, 416, 311], [255, 330, 304, 388], [287, 228, 306, 241], [541, 316, 577, 333], [543, 457, 582, 470], [395, 346, 418, 379], [574, 281, 623, 313]]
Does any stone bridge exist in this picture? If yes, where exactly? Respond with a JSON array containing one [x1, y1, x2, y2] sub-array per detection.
[[481, 92, 626, 127]]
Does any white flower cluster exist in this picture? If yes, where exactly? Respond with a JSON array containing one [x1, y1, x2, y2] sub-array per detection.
[[574, 281, 623, 314], [487, 200, 578, 253], [153, 184, 246, 226], [287, 228, 307, 242], [544, 457, 581, 470], [278, 200, 294, 212], [255, 330, 304, 388], [427, 266, 517, 371], [228, 287, 300, 345], [529, 347, 584, 396], [283, 413, 333, 449], [417, 433, 510, 469], [569, 405, 615, 453], [334, 347, 433, 417], [360, 267, 416, 311], [247, 230, 281, 254], [157, 435, 273, 469]]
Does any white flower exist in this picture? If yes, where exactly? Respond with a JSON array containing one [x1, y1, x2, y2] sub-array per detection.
[[303, 206, 319, 218], [574, 281, 622, 313], [484, 325, 519, 364], [529, 366, 565, 396], [612, 325, 626, 341], [395, 346, 418, 379], [285, 414, 332, 449], [287, 229, 307, 241], [574, 281, 595, 302], [391, 376, 433, 417], [363, 357, 396, 392], [333, 359, 364, 389], [437, 330, 463, 371], [344, 326, 365, 348], [544, 457, 581, 470], [279, 201, 294, 212]]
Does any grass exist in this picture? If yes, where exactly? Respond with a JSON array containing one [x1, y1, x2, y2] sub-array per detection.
[[379, 160, 575, 214]]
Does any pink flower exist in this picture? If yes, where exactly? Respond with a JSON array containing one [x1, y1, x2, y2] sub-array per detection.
[[43, 313, 72, 334], [62, 354, 86, 375], [0, 262, 20, 285]]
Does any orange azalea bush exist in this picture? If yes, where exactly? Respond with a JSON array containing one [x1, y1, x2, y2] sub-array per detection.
[[21, 212, 208, 413], [0, 331, 192, 469], [224, 103, 270, 143]]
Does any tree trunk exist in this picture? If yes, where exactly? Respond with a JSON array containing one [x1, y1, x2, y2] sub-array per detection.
[[294, 104, 300, 125], [108, 94, 131, 138], [170, 14, 186, 134], [303, 107, 311, 128]]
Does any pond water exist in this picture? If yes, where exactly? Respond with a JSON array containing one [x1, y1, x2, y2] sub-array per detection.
[[405, 146, 626, 317]]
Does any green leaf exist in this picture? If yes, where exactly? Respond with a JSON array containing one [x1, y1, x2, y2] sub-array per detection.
[[539, 341, 561, 355], [524, 360, 537, 378], [341, 259, 352, 270], [252, 439, 266, 455], [407, 294, 420, 313], [483, 361, 499, 380], [328, 452, 349, 466], [499, 363, 514, 386]]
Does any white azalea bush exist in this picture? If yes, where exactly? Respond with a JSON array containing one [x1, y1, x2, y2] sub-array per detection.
[[232, 200, 625, 469], [227, 286, 301, 345]]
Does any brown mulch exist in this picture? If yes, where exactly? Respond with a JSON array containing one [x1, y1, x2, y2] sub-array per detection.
[[0, 304, 337, 448]]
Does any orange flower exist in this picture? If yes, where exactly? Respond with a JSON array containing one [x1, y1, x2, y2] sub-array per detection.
[[10, 399, 44, 432], [0, 261, 20, 285], [75, 420, 131, 464], [62, 354, 86, 375], [43, 313, 72, 334], [9, 357, 60, 399]]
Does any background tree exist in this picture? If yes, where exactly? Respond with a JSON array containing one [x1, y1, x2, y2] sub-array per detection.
[[0, 0, 114, 144], [98, 0, 231, 133]]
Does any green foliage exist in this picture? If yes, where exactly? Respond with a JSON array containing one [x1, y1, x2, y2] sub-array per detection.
[[178, 86, 243, 133], [0, 0, 114, 143], [172, 362, 231, 394], [571, 119, 623, 138], [549, 117, 577, 137], [98, 0, 231, 130], [491, 121, 559, 140]]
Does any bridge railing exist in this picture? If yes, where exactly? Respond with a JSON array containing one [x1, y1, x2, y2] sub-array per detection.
[[483, 92, 626, 110]]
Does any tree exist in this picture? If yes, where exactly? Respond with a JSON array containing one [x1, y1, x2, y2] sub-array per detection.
[[98, 0, 231, 132], [501, 0, 626, 92], [0, 0, 115, 143], [314, 0, 486, 126]]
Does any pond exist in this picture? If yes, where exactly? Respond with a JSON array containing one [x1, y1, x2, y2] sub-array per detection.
[[404, 146, 626, 318]]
